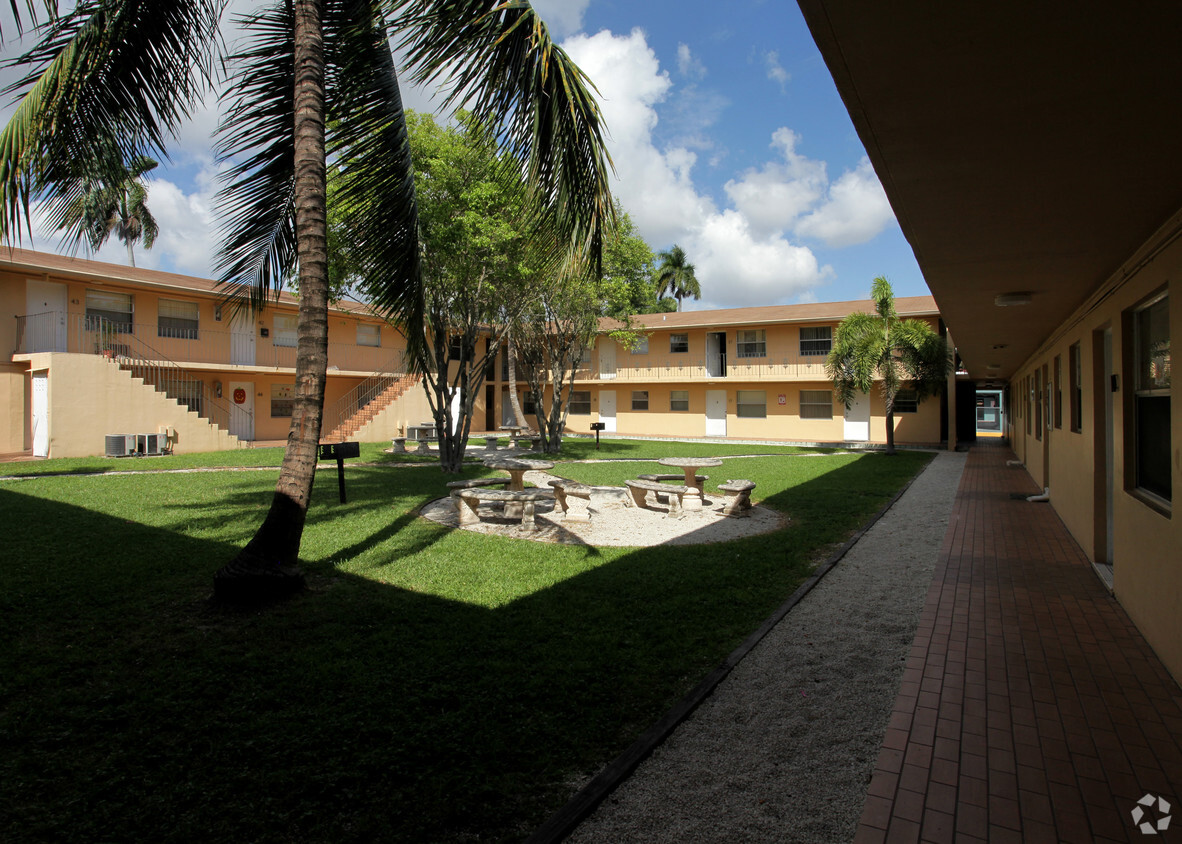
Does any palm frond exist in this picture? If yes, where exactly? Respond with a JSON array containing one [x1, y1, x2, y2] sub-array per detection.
[[0, 0, 220, 242], [394, 0, 615, 275], [213, 0, 297, 315], [325, 0, 425, 368]]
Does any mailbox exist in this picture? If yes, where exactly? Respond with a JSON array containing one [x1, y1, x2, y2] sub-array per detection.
[[319, 441, 360, 502], [589, 422, 607, 449]]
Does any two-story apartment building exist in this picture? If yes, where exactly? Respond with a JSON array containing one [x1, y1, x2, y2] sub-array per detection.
[[556, 298, 945, 446], [3, 248, 432, 458]]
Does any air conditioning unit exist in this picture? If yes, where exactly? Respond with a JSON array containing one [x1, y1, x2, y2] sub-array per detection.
[[137, 433, 164, 455], [105, 434, 137, 457]]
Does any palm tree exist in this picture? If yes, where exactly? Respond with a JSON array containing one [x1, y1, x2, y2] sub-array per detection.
[[825, 276, 951, 455], [0, 0, 614, 603], [58, 147, 159, 267], [653, 244, 701, 311]]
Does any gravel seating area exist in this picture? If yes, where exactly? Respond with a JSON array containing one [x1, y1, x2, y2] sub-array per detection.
[[564, 450, 967, 843]]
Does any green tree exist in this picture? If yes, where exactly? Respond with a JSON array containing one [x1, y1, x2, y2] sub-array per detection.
[[653, 244, 701, 311], [1, 0, 613, 602], [54, 143, 159, 267], [825, 276, 951, 454]]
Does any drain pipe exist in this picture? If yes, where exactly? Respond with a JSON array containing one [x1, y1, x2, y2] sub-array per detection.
[[1027, 487, 1050, 502]]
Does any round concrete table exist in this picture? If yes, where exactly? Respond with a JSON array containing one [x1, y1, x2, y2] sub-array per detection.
[[658, 456, 723, 510], [483, 456, 555, 491]]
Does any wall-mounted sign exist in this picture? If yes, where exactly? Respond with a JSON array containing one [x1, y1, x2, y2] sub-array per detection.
[[233, 388, 247, 405], [777, 394, 786, 406]]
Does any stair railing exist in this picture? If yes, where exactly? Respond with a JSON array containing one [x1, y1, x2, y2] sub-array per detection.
[[324, 351, 413, 438]]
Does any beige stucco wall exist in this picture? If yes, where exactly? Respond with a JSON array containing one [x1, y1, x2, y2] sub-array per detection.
[[1008, 237, 1181, 682], [0, 363, 26, 452], [26, 352, 240, 458]]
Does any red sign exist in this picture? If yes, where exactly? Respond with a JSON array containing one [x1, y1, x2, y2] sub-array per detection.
[[233, 388, 247, 405], [778, 394, 786, 406]]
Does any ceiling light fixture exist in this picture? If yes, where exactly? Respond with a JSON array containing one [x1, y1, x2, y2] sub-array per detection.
[[994, 292, 1033, 307]]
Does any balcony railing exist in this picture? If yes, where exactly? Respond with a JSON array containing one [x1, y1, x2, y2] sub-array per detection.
[[581, 355, 832, 382], [14, 311, 394, 373]]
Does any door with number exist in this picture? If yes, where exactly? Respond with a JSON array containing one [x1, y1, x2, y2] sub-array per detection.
[[705, 389, 727, 437], [230, 311, 256, 366], [228, 381, 255, 441], [844, 391, 870, 441], [598, 390, 616, 432], [32, 372, 49, 456], [25, 280, 68, 352]]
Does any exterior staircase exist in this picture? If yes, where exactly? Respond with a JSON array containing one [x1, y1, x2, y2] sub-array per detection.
[[322, 372, 419, 442]]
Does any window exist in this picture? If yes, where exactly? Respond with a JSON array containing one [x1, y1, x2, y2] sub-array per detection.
[[894, 389, 919, 413], [86, 290, 134, 333], [736, 390, 766, 418], [1069, 342, 1083, 433], [1053, 356, 1063, 428], [670, 390, 690, 412], [448, 335, 463, 360], [800, 326, 832, 357], [357, 323, 381, 347], [670, 333, 689, 353], [736, 329, 766, 358], [523, 391, 537, 416], [158, 299, 198, 339], [631, 336, 649, 354], [800, 390, 833, 420], [569, 390, 591, 414], [271, 383, 295, 417], [167, 379, 204, 415], [1133, 293, 1171, 503], [631, 390, 649, 411], [273, 314, 298, 347]]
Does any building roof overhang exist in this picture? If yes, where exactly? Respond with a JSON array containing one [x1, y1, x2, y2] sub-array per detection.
[[795, 2, 1182, 379]]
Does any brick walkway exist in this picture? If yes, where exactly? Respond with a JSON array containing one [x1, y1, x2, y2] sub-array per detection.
[[855, 444, 1182, 843]]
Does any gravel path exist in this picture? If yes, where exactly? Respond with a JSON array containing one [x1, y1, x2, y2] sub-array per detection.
[[566, 450, 967, 844]]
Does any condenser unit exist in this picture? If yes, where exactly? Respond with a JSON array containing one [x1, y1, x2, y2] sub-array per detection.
[[105, 434, 137, 457], [137, 433, 164, 455]]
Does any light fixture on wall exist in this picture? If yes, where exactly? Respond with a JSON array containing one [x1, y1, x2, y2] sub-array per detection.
[[994, 292, 1033, 307]]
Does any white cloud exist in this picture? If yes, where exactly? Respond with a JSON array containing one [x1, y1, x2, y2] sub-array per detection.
[[677, 43, 706, 79], [794, 158, 895, 247], [723, 128, 828, 238], [531, 0, 592, 38], [763, 50, 789, 92]]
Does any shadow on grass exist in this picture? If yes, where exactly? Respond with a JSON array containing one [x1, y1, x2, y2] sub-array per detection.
[[0, 452, 931, 843]]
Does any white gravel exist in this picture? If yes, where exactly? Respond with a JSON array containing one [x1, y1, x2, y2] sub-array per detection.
[[564, 450, 967, 843]]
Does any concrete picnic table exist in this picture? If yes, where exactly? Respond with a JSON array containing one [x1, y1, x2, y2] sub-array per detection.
[[483, 456, 555, 491], [657, 456, 723, 510]]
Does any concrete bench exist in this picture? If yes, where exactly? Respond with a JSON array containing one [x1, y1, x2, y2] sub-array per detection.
[[717, 479, 756, 517], [638, 472, 709, 491], [446, 477, 511, 497], [625, 478, 689, 516], [415, 437, 438, 454], [391, 436, 407, 454], [483, 435, 500, 452], [548, 478, 594, 522], [456, 487, 554, 531]]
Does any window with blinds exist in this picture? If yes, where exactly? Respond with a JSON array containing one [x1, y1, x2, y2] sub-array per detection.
[[800, 390, 833, 419], [736, 390, 766, 418], [735, 329, 766, 358], [357, 323, 381, 347], [800, 326, 832, 356], [86, 290, 134, 333], [158, 299, 199, 339], [273, 314, 298, 347]]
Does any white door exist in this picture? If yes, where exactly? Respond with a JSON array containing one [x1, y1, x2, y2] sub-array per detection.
[[25, 280, 68, 352], [230, 311, 256, 366], [599, 390, 616, 432], [844, 391, 870, 441], [599, 340, 616, 379], [31, 372, 49, 456], [450, 389, 462, 434], [705, 389, 727, 437], [228, 380, 255, 441]]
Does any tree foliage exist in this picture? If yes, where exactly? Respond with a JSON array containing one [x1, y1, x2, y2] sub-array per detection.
[[653, 244, 701, 311], [825, 276, 951, 454]]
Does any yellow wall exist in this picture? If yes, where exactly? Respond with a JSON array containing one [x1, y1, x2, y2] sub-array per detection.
[[0, 363, 26, 452], [1008, 238, 1181, 681]]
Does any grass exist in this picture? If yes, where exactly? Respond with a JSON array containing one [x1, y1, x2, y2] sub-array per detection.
[[0, 441, 932, 842]]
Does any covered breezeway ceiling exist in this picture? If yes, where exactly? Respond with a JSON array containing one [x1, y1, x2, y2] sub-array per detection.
[[796, 2, 1182, 379]]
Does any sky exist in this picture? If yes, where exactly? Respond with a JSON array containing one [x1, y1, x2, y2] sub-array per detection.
[[0, 0, 930, 311]]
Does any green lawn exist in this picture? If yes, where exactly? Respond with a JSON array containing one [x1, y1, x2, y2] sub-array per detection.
[[0, 441, 931, 842]]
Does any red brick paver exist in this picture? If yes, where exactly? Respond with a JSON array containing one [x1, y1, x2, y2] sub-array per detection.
[[855, 445, 1182, 843]]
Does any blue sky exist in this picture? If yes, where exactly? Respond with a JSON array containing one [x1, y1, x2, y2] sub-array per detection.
[[2, 0, 930, 310]]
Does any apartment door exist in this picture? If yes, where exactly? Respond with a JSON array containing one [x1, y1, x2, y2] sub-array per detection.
[[599, 390, 616, 432], [706, 332, 727, 378], [228, 380, 254, 441], [485, 384, 496, 431], [705, 389, 727, 437], [599, 340, 616, 379], [31, 372, 49, 457], [1103, 329, 1115, 565], [230, 311, 256, 366], [25, 280, 67, 352], [844, 391, 871, 441], [1041, 363, 1051, 488]]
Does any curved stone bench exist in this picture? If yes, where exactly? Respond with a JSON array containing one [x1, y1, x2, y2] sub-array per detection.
[[638, 472, 709, 493], [456, 487, 554, 531], [717, 479, 756, 517], [446, 477, 511, 497], [548, 478, 594, 522], [625, 478, 689, 516]]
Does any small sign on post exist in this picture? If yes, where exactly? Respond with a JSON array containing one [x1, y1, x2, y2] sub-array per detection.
[[589, 422, 607, 449], [319, 441, 360, 503]]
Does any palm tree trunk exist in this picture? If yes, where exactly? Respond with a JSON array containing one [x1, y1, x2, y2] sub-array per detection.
[[214, 0, 327, 604], [884, 408, 897, 455], [506, 334, 529, 429]]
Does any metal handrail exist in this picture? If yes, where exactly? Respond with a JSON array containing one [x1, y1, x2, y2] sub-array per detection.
[[323, 351, 412, 437]]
